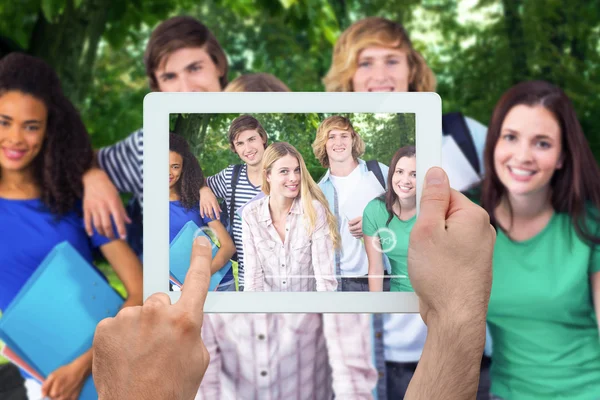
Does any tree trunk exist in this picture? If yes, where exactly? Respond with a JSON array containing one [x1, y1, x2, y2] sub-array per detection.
[[174, 114, 204, 154], [502, 0, 529, 84], [27, 0, 110, 108], [196, 114, 212, 157]]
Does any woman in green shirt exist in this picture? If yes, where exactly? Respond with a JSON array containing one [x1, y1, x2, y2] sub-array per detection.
[[478, 80, 600, 400], [363, 145, 417, 292]]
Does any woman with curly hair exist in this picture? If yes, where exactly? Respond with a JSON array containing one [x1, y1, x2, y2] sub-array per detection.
[[0, 52, 143, 400], [169, 133, 235, 288]]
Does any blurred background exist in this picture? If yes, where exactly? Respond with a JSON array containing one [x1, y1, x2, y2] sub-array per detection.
[[1, 0, 599, 371], [169, 112, 415, 179], [0, 0, 598, 159]]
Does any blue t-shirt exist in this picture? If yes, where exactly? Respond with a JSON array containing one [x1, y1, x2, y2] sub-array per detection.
[[169, 201, 214, 243], [0, 197, 112, 312]]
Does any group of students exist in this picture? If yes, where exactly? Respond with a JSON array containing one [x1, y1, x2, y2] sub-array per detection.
[[0, 12, 599, 400]]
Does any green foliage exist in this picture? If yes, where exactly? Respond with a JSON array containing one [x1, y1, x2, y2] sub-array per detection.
[[173, 112, 415, 181], [1, 0, 599, 158]]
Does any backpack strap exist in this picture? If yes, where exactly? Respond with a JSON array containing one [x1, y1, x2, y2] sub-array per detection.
[[442, 112, 481, 174], [366, 160, 386, 188], [229, 164, 243, 231]]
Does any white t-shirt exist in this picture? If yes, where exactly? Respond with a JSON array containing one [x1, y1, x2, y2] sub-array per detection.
[[329, 166, 370, 277]]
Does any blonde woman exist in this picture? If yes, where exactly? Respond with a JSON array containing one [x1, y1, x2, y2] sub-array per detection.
[[323, 17, 492, 400], [241, 142, 340, 292]]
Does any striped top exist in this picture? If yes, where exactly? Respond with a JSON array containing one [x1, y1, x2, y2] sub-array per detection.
[[97, 129, 144, 209], [206, 164, 261, 288]]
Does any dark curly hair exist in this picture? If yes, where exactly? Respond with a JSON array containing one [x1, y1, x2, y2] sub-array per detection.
[[0, 52, 93, 216], [169, 132, 204, 210]]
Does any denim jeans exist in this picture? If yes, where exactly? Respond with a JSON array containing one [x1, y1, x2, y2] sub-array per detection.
[[341, 273, 391, 292], [0, 363, 27, 400], [385, 355, 492, 400]]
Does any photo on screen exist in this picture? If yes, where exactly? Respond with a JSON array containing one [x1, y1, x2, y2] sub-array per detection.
[[167, 112, 418, 293]]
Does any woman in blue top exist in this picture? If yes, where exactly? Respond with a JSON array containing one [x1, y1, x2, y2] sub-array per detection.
[[0, 53, 143, 400], [169, 133, 235, 287], [477, 80, 600, 399], [363, 146, 417, 292]]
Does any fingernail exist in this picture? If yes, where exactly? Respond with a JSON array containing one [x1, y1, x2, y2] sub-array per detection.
[[194, 236, 210, 247], [426, 167, 445, 186]]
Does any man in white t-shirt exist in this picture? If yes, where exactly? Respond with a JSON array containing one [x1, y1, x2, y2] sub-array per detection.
[[313, 115, 391, 292]]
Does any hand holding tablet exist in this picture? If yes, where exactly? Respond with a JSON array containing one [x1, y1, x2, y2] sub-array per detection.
[[92, 236, 212, 400], [144, 92, 442, 312], [93, 167, 495, 400]]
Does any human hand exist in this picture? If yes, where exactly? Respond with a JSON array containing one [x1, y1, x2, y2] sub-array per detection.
[[92, 236, 212, 400], [41, 360, 87, 400], [82, 168, 131, 239], [199, 186, 221, 220], [348, 216, 363, 239], [408, 167, 495, 327]]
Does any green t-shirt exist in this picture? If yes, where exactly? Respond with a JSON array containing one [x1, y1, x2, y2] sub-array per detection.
[[362, 198, 416, 292], [488, 212, 600, 400]]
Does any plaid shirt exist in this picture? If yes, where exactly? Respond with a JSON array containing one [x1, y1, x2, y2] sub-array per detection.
[[242, 196, 338, 292], [196, 313, 377, 400]]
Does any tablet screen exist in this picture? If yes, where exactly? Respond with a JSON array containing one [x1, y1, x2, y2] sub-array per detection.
[[167, 112, 417, 293]]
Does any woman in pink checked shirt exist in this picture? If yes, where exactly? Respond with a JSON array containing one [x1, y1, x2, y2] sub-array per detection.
[[241, 142, 341, 291]]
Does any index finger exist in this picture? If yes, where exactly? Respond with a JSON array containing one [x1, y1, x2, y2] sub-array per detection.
[[177, 236, 212, 320]]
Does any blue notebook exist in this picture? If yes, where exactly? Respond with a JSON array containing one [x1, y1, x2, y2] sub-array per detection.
[[0, 241, 125, 400], [169, 220, 232, 291]]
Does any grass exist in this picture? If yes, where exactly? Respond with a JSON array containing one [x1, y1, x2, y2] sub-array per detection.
[[96, 261, 127, 298]]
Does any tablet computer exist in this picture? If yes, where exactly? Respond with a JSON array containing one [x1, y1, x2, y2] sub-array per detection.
[[143, 92, 441, 312]]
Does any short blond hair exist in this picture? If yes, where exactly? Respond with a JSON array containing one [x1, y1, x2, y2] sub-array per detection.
[[323, 17, 436, 93], [225, 73, 290, 92], [312, 115, 365, 168]]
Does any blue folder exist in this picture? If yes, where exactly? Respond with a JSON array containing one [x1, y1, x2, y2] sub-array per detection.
[[0, 241, 125, 400], [169, 220, 232, 291]]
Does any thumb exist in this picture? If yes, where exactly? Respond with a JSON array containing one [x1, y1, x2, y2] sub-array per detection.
[[417, 167, 450, 232]]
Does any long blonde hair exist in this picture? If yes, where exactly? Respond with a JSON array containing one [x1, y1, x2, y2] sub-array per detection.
[[262, 142, 341, 249], [323, 17, 436, 93]]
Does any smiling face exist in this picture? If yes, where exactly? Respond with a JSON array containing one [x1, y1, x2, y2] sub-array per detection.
[[351, 46, 411, 92], [494, 104, 563, 197], [266, 154, 301, 199], [154, 47, 222, 92], [325, 129, 354, 165], [232, 129, 266, 167], [169, 151, 183, 189], [0, 91, 47, 175], [391, 156, 416, 201]]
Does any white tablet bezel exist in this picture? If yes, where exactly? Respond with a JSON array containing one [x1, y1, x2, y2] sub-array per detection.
[[143, 92, 441, 313]]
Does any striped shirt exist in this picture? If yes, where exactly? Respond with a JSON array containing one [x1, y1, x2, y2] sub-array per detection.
[[196, 313, 377, 400], [97, 129, 144, 209], [242, 196, 337, 292], [206, 164, 261, 288]]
